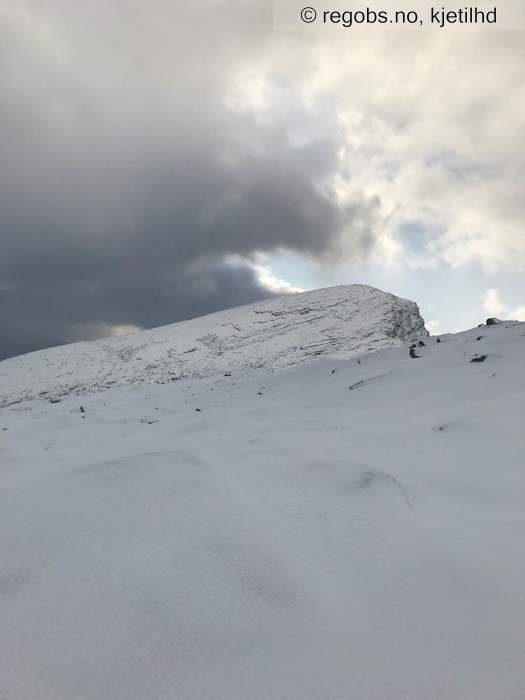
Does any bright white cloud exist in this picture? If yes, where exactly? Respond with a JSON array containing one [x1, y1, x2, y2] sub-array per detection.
[[481, 288, 507, 316], [67, 322, 143, 342], [110, 324, 143, 337], [229, 30, 525, 273], [253, 264, 305, 294], [512, 306, 525, 321], [425, 320, 443, 335], [481, 289, 525, 320]]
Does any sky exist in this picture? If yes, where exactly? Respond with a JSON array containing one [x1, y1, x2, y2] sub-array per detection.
[[1, 0, 524, 359]]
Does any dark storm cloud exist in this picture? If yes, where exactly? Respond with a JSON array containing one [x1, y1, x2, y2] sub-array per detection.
[[0, 260, 276, 358], [0, 1, 378, 359]]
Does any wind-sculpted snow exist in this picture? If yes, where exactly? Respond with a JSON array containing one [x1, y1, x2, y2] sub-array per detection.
[[0, 284, 427, 406], [0, 320, 524, 700]]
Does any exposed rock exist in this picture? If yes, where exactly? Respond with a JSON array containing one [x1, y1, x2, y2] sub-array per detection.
[[471, 355, 488, 363]]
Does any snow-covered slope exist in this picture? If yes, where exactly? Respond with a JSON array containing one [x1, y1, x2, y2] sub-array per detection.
[[1, 320, 524, 700], [0, 284, 427, 406]]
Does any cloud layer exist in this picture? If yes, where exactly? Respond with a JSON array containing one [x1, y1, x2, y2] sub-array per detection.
[[1, 2, 524, 357]]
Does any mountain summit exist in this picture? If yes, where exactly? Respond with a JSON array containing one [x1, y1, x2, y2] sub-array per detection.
[[0, 284, 427, 406]]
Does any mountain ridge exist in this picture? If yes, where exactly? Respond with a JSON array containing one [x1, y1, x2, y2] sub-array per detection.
[[0, 284, 428, 406]]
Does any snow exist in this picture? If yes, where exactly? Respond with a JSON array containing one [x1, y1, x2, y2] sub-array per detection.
[[1, 306, 524, 698], [0, 284, 427, 407]]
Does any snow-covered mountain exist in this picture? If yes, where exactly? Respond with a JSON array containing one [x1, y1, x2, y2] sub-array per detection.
[[1, 318, 524, 700], [0, 284, 427, 406]]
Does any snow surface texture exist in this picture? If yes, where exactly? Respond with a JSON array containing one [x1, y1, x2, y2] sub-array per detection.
[[0, 284, 427, 407], [1, 318, 524, 699]]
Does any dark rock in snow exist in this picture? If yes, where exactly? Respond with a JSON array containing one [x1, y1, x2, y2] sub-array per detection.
[[471, 355, 488, 363], [409, 348, 420, 359], [486, 318, 502, 326], [417, 341, 426, 347], [348, 380, 366, 391]]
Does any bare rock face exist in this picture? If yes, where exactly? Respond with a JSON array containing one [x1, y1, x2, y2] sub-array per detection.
[[0, 284, 428, 406]]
